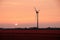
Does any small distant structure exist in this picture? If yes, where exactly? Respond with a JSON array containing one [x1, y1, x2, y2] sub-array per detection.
[[47, 27, 51, 29], [34, 7, 40, 29]]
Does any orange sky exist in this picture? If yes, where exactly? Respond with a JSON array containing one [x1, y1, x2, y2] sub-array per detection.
[[0, 0, 60, 28]]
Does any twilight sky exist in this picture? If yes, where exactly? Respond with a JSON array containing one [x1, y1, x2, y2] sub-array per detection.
[[0, 0, 60, 28]]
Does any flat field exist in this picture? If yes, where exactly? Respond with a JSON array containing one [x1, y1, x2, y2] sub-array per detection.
[[0, 29, 60, 40]]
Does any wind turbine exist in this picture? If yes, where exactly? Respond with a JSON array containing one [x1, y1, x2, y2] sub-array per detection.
[[34, 7, 40, 29]]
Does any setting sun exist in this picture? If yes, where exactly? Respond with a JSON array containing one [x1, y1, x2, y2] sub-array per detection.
[[15, 23, 18, 26]]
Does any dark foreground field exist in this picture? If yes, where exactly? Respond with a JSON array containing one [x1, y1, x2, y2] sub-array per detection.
[[0, 29, 60, 40]]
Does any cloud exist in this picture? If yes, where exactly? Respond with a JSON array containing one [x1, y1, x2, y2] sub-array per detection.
[[0, 0, 2, 5], [2, 2, 22, 6], [55, 0, 60, 7]]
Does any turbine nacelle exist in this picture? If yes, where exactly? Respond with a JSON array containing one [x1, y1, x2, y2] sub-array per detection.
[[34, 7, 40, 14]]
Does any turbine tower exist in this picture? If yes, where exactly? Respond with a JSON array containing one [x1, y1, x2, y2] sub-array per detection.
[[34, 7, 40, 29]]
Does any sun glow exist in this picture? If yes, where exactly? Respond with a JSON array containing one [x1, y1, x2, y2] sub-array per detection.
[[15, 23, 18, 26]]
